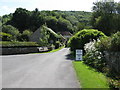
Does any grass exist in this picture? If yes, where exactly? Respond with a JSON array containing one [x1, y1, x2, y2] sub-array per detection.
[[73, 61, 109, 88], [43, 45, 65, 53]]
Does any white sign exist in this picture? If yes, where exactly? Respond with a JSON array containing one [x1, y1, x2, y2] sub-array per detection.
[[76, 49, 83, 61]]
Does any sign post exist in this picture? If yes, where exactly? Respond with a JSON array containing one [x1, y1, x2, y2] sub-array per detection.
[[76, 49, 83, 61]]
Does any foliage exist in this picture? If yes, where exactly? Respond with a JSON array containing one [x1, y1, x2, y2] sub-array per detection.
[[0, 16, 2, 31], [38, 26, 50, 46], [2, 13, 13, 25], [68, 29, 106, 53], [57, 17, 73, 33], [0, 32, 12, 41], [10, 8, 31, 32], [2, 25, 20, 41], [2, 8, 92, 34], [96, 31, 120, 52], [91, 1, 120, 35], [0, 41, 39, 47], [45, 16, 58, 32], [83, 40, 107, 72], [55, 41, 62, 49], [19, 30, 33, 41], [83, 32, 120, 88]]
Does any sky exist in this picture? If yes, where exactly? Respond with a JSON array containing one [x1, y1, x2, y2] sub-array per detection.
[[0, 0, 119, 16]]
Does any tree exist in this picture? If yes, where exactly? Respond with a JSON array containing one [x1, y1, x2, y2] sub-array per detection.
[[91, 1, 120, 35], [45, 16, 58, 32], [29, 9, 45, 32], [57, 17, 73, 33], [11, 8, 30, 32]]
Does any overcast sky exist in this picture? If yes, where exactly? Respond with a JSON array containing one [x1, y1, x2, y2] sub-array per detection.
[[0, 0, 119, 16]]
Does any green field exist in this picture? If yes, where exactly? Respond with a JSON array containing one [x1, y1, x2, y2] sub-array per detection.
[[73, 61, 109, 88]]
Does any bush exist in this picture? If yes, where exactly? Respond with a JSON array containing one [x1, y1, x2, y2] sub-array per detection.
[[0, 32, 12, 41], [95, 31, 120, 52], [83, 40, 107, 72], [68, 29, 106, 53], [19, 30, 33, 41], [55, 41, 61, 49], [2, 25, 20, 41], [84, 32, 120, 88]]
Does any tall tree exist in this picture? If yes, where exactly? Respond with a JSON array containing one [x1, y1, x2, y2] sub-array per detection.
[[11, 8, 30, 32], [91, 0, 120, 35]]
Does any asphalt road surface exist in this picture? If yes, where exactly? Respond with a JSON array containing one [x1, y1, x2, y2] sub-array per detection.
[[2, 48, 80, 88]]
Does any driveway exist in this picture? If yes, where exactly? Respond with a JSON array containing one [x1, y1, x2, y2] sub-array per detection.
[[2, 48, 80, 88]]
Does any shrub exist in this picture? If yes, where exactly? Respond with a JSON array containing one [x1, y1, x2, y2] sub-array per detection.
[[84, 32, 120, 88], [68, 29, 106, 53], [0, 32, 12, 41], [95, 31, 120, 52], [20, 30, 33, 41], [83, 40, 107, 72], [55, 41, 61, 49], [110, 32, 120, 51], [2, 25, 20, 41]]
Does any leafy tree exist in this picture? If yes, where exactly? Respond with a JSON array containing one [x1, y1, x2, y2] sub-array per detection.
[[57, 17, 73, 33], [29, 9, 45, 32], [11, 8, 30, 32], [91, 1, 120, 35], [45, 16, 58, 32], [2, 14, 13, 25]]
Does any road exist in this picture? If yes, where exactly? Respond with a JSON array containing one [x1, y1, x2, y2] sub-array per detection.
[[2, 48, 80, 88]]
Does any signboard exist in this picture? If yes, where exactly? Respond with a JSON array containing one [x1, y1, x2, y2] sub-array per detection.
[[76, 49, 83, 61]]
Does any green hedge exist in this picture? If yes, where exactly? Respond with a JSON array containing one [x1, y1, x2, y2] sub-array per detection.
[[0, 41, 39, 47], [68, 29, 106, 53]]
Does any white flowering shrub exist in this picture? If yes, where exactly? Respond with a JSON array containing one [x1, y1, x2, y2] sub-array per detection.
[[83, 40, 107, 72]]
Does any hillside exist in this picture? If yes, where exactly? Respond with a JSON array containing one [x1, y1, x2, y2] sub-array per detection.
[[2, 8, 92, 34]]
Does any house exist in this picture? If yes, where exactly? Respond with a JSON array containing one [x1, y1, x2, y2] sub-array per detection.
[[59, 31, 73, 44], [29, 26, 63, 44], [60, 31, 73, 40]]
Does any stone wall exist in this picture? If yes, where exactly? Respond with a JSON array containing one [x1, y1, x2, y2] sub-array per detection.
[[104, 52, 120, 75], [0, 47, 48, 55]]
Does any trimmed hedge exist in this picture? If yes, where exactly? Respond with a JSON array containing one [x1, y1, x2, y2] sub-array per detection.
[[68, 29, 106, 52], [0, 41, 39, 47]]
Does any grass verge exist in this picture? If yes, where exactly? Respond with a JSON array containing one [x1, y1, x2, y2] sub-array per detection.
[[73, 61, 109, 88], [44, 45, 65, 53]]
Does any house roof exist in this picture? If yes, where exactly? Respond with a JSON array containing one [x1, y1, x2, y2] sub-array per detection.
[[60, 31, 73, 36], [43, 26, 60, 38]]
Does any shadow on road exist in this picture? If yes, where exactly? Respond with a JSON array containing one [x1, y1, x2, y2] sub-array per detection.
[[65, 53, 75, 61]]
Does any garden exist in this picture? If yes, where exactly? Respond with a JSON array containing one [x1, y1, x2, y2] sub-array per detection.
[[68, 29, 120, 88]]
